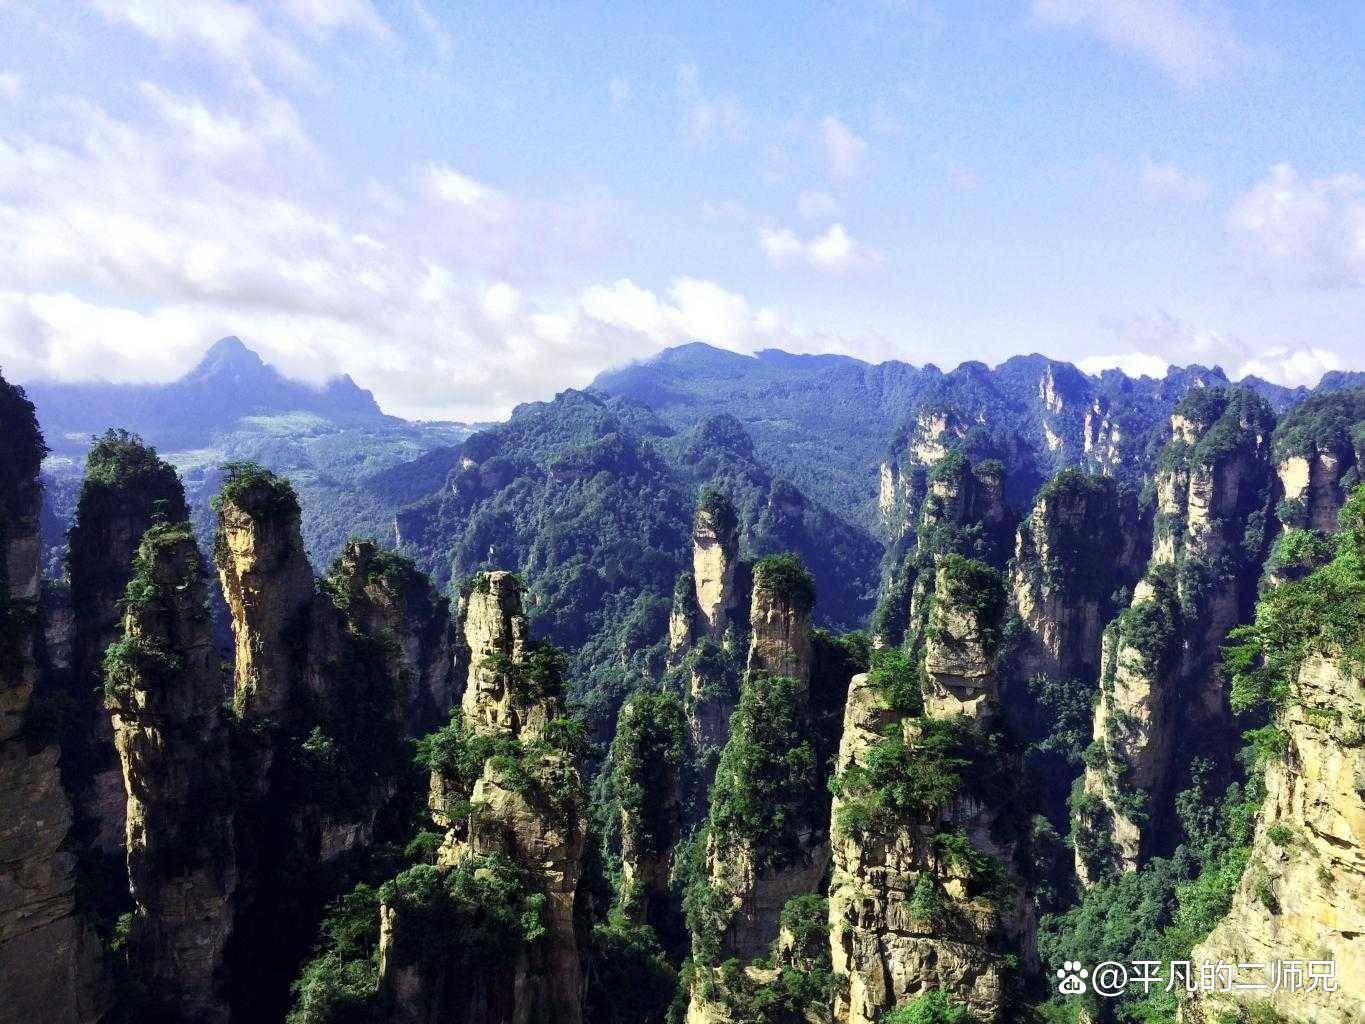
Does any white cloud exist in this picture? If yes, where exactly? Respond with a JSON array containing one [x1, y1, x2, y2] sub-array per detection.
[[1030, 0, 1259, 86], [678, 64, 748, 148], [0, 72, 21, 103], [1228, 163, 1365, 288], [609, 77, 631, 111], [1077, 351, 1171, 378], [759, 223, 883, 274], [91, 0, 311, 78], [1237, 346, 1344, 388], [797, 190, 840, 219], [820, 115, 868, 181], [411, 1, 453, 61], [425, 164, 506, 210], [280, 0, 389, 41], [0, 82, 800, 420], [1080, 310, 1345, 388], [1142, 157, 1210, 202]]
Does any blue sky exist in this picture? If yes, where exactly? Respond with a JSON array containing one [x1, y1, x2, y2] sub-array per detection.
[[0, 0, 1362, 419]]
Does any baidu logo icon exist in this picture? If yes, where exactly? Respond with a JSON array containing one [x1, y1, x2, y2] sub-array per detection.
[[1056, 961, 1089, 995]]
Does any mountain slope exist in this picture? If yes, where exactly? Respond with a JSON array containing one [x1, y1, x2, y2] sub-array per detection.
[[24, 338, 470, 572]]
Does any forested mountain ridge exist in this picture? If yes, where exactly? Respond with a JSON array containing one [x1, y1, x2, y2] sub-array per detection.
[[4, 344, 1365, 1024], [592, 342, 1360, 534], [27, 338, 472, 575]]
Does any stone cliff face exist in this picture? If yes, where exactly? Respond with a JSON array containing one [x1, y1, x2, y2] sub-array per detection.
[[744, 559, 813, 688], [1272, 389, 1365, 536], [66, 432, 191, 858], [686, 557, 831, 1024], [613, 688, 685, 932], [105, 522, 236, 1023], [215, 473, 315, 723], [1008, 471, 1145, 689], [385, 569, 586, 1024], [828, 678, 1026, 1024], [326, 538, 456, 734], [1188, 651, 1364, 1024], [829, 553, 1030, 1024], [669, 493, 749, 794], [922, 559, 1005, 721], [214, 465, 451, 1020], [0, 377, 106, 1023], [1077, 389, 1277, 882]]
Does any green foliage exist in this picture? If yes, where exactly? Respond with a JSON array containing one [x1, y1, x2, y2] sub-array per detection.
[[69, 431, 189, 605], [1116, 566, 1183, 677], [778, 894, 829, 951], [611, 689, 686, 857], [868, 646, 923, 716], [932, 555, 1007, 656], [832, 717, 1005, 839], [908, 873, 950, 924], [585, 909, 679, 1024], [1262, 527, 1334, 583], [696, 487, 740, 545], [882, 990, 982, 1024], [1271, 386, 1365, 462], [707, 674, 819, 872], [0, 374, 46, 507], [102, 633, 183, 703], [285, 882, 382, 1024], [1225, 485, 1365, 715], [417, 703, 586, 816], [683, 875, 733, 967], [379, 855, 545, 965], [288, 854, 544, 1024], [214, 461, 301, 522], [753, 553, 816, 610]]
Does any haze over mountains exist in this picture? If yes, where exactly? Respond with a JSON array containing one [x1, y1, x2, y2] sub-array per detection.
[[22, 335, 1365, 578]]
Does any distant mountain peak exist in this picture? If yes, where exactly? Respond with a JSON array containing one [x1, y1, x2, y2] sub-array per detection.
[[187, 336, 272, 382]]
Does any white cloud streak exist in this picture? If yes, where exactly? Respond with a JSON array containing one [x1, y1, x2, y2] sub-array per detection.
[[0, 76, 791, 420], [1228, 163, 1365, 288], [758, 223, 883, 274], [1031, 0, 1259, 86], [820, 115, 868, 181], [1142, 157, 1210, 202]]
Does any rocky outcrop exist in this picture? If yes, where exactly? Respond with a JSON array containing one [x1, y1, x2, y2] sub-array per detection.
[[1073, 570, 1183, 883], [66, 431, 191, 858], [828, 676, 1027, 1024], [1082, 395, 1123, 476], [325, 538, 456, 734], [458, 571, 557, 739], [1187, 651, 1364, 1024], [105, 522, 236, 1023], [744, 557, 813, 688], [0, 376, 106, 1023], [384, 570, 586, 1024], [214, 465, 450, 1020], [922, 557, 1006, 722], [1008, 471, 1144, 688], [1272, 388, 1365, 535], [687, 556, 830, 1023], [612, 688, 685, 931], [669, 493, 749, 791], [215, 469, 315, 722], [1077, 389, 1277, 882], [669, 492, 744, 663]]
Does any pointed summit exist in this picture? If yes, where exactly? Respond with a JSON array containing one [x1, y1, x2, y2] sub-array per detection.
[[186, 336, 272, 383]]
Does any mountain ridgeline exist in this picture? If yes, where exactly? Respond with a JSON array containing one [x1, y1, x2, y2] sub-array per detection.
[[0, 342, 1364, 1024]]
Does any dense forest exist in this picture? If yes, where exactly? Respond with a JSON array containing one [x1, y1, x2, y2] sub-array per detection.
[[2, 344, 1364, 1024]]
